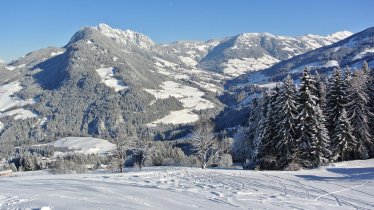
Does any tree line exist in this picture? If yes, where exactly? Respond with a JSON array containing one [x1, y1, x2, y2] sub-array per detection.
[[234, 61, 374, 170]]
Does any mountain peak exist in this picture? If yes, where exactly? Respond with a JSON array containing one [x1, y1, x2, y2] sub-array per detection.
[[93, 23, 155, 49], [238, 32, 276, 38], [328, 30, 353, 40], [68, 23, 155, 50]]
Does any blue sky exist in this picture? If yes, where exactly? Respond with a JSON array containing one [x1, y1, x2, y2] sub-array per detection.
[[0, 0, 373, 62]]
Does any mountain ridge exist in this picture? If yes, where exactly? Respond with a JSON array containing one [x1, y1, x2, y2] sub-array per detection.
[[0, 23, 363, 142]]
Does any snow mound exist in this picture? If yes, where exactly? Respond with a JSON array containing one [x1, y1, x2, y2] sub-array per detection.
[[49, 137, 115, 155], [96, 67, 128, 92]]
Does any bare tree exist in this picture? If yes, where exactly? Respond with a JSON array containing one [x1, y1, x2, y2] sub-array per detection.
[[113, 137, 127, 173], [191, 119, 221, 169], [111, 124, 135, 173], [132, 129, 153, 171]]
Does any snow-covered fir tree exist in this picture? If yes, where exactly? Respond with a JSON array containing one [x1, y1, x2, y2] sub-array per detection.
[[257, 86, 280, 170], [331, 109, 357, 161], [368, 65, 374, 156], [274, 75, 300, 169], [315, 71, 327, 109], [237, 98, 262, 169], [346, 64, 372, 159], [297, 68, 331, 168], [326, 67, 348, 160], [250, 91, 271, 169]]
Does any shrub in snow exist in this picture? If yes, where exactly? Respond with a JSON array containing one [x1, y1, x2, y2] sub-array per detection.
[[283, 160, 302, 171], [9, 163, 17, 172], [145, 142, 188, 166], [50, 159, 87, 174], [216, 154, 233, 168]]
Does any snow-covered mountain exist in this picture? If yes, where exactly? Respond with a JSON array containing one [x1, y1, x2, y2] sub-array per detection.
[[197, 31, 352, 77], [0, 24, 224, 142], [0, 24, 354, 142], [237, 27, 374, 87]]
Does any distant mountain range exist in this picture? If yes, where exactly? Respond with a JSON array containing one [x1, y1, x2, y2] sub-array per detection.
[[233, 27, 374, 89], [0, 23, 369, 142]]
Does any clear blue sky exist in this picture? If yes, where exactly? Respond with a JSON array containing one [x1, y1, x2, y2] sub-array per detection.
[[0, 0, 373, 62]]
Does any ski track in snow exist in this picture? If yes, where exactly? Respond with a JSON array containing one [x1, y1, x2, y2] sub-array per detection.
[[0, 159, 374, 209]]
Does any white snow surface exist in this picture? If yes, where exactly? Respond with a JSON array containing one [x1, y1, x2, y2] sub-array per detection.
[[257, 82, 279, 89], [95, 23, 155, 50], [178, 56, 198, 66], [49, 137, 115, 155], [0, 81, 37, 120], [50, 51, 64, 57], [0, 159, 373, 210], [0, 108, 38, 120], [353, 48, 374, 61], [145, 81, 215, 126], [147, 109, 200, 126], [223, 55, 280, 77], [5, 64, 25, 71], [96, 67, 128, 92], [289, 60, 339, 74]]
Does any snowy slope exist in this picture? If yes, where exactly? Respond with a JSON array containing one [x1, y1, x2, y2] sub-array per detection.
[[49, 137, 115, 155], [0, 23, 358, 142], [0, 81, 38, 120], [96, 67, 128, 92], [198, 31, 352, 76], [0, 159, 373, 209], [250, 27, 374, 85], [144, 81, 215, 126]]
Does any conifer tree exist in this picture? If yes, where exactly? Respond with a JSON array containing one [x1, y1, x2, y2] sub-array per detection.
[[245, 98, 262, 168], [368, 65, 374, 157], [315, 71, 327, 109], [331, 109, 356, 161], [325, 67, 348, 160], [297, 68, 331, 168], [274, 75, 300, 169], [346, 65, 372, 159], [257, 86, 280, 170]]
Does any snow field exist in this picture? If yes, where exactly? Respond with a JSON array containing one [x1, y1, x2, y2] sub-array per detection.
[[96, 67, 128, 92], [144, 81, 215, 126], [0, 81, 38, 120], [223, 55, 280, 77], [353, 48, 374, 61], [49, 137, 115, 155], [0, 159, 373, 209], [4, 64, 25, 71]]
